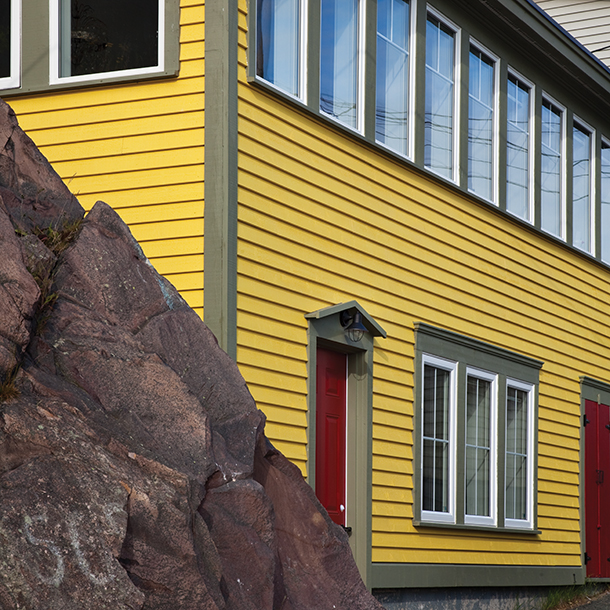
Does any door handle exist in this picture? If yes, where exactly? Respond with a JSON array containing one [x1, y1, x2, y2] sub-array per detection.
[[597, 470, 605, 485]]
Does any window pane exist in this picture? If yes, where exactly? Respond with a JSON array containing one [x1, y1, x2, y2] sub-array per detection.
[[0, 0, 10, 78], [425, 16, 454, 179], [506, 75, 530, 220], [468, 48, 494, 200], [376, 0, 410, 155], [573, 123, 592, 253], [541, 100, 562, 237], [602, 142, 610, 263], [422, 365, 451, 513], [257, 0, 301, 97], [506, 386, 528, 521], [320, 0, 359, 128], [60, 0, 159, 77], [465, 375, 491, 517]]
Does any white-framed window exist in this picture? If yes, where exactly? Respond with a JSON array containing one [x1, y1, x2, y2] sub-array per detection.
[[468, 41, 497, 202], [601, 138, 610, 264], [540, 95, 565, 239], [376, 0, 411, 157], [505, 378, 535, 530], [424, 8, 459, 182], [464, 367, 497, 527], [256, 0, 306, 100], [49, 0, 165, 85], [506, 70, 533, 222], [0, 0, 21, 90], [421, 353, 457, 524], [572, 117, 595, 254], [320, 0, 364, 131], [415, 323, 541, 531]]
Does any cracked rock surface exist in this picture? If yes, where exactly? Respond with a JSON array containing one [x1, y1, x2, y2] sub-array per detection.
[[0, 99, 383, 609]]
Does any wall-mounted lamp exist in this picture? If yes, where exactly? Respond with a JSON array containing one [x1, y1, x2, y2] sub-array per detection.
[[340, 310, 368, 342]]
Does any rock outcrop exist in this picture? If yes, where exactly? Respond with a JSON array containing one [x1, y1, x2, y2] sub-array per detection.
[[0, 99, 383, 610]]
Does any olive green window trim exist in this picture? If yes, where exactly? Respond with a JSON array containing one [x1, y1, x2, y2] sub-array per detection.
[[0, 0, 180, 97], [369, 562, 585, 589], [305, 300, 386, 589], [414, 323, 542, 532]]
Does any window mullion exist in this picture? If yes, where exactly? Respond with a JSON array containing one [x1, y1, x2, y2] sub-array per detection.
[[363, 0, 377, 142]]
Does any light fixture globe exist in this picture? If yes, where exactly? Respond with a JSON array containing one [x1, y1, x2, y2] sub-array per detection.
[[340, 310, 368, 342]]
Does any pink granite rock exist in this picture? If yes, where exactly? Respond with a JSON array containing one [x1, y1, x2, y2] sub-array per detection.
[[0, 97, 384, 610]]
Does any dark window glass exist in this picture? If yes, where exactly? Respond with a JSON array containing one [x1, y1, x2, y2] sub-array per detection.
[[0, 0, 10, 78], [64, 0, 159, 77]]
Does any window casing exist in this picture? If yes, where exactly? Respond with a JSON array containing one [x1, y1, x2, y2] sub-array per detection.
[[376, 0, 411, 156], [601, 139, 610, 264], [572, 118, 594, 254], [468, 43, 496, 202], [256, 0, 305, 99], [506, 71, 533, 222], [424, 10, 459, 182], [540, 96, 565, 239], [0, 0, 20, 90], [319, 0, 364, 130], [415, 323, 541, 531]]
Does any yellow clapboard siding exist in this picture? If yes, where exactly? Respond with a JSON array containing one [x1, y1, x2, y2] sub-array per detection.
[[150, 254, 203, 276], [179, 289, 203, 310], [246, 383, 308, 409], [237, 328, 306, 361], [129, 218, 203, 243], [237, 311, 307, 346], [137, 236, 204, 259], [163, 272, 203, 292], [79, 183, 204, 210], [256, 404, 308, 428], [117, 201, 204, 225]]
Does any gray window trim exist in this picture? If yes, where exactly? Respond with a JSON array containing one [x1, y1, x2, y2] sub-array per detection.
[[414, 323, 542, 533], [0, 0, 180, 97]]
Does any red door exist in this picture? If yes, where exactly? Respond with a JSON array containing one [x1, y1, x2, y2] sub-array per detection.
[[316, 348, 347, 526], [585, 399, 610, 577]]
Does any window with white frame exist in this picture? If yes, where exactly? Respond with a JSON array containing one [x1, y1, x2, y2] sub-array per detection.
[[425, 11, 458, 181], [468, 44, 496, 202], [376, 0, 411, 157], [572, 119, 594, 254], [50, 0, 164, 85], [415, 323, 541, 531], [256, 0, 304, 99], [0, 0, 20, 90], [540, 97, 564, 238], [505, 379, 535, 529], [506, 72, 532, 221], [465, 368, 497, 526], [320, 0, 362, 130], [601, 139, 610, 264], [421, 355, 456, 523]]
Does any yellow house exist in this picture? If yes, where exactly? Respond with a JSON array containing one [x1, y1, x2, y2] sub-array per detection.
[[4, 0, 610, 606]]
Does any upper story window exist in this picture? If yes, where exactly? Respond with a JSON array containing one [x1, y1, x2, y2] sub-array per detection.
[[376, 0, 411, 157], [0, 0, 20, 90], [50, 0, 164, 85], [601, 139, 610, 264], [573, 119, 594, 254], [256, 0, 304, 98], [425, 12, 458, 181], [540, 97, 564, 238], [320, 0, 362, 130], [506, 72, 532, 222], [468, 44, 496, 202]]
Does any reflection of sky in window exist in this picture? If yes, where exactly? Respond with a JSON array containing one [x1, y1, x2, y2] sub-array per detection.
[[425, 16, 454, 179], [541, 101, 562, 237], [376, 0, 409, 154], [67, 0, 158, 77], [573, 124, 591, 252], [602, 143, 610, 263], [468, 49, 494, 200], [506, 76, 529, 220], [320, 0, 359, 128], [0, 0, 10, 78], [257, 0, 300, 96]]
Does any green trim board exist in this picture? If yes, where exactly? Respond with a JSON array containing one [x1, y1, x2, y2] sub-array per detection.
[[305, 301, 386, 589], [204, 0, 239, 360], [413, 323, 542, 530], [369, 563, 585, 589]]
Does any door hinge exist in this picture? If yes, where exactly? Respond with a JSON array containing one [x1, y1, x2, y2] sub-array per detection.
[[598, 470, 605, 485], [584, 414, 591, 426], [585, 553, 591, 564]]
